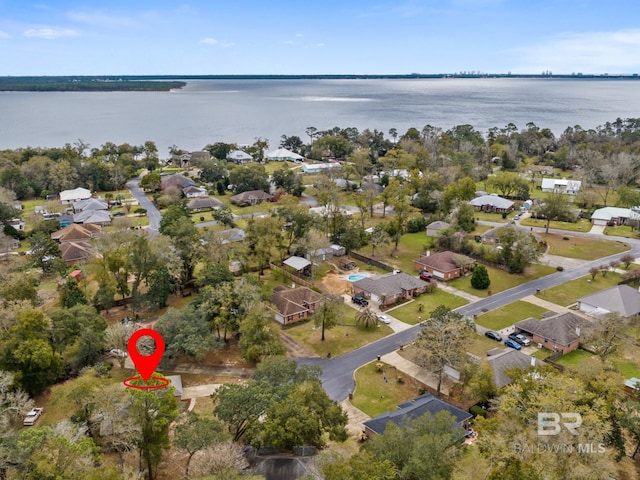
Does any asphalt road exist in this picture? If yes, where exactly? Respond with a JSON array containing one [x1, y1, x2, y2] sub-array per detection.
[[299, 229, 640, 402], [126, 178, 162, 232]]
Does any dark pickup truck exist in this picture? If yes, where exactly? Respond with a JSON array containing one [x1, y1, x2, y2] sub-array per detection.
[[351, 296, 369, 306]]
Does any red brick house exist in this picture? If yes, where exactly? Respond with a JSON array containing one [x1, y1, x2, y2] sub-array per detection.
[[413, 251, 473, 281], [271, 286, 323, 325], [515, 312, 587, 355]]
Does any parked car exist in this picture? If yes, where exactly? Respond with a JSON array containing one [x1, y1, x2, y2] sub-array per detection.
[[23, 408, 43, 426], [419, 271, 433, 281], [504, 338, 522, 350], [351, 296, 369, 307], [377, 314, 391, 324], [508, 333, 531, 347], [484, 330, 502, 342]]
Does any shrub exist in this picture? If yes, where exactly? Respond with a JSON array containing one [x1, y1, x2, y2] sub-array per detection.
[[407, 215, 427, 233], [556, 265, 564, 271], [470, 405, 487, 418]]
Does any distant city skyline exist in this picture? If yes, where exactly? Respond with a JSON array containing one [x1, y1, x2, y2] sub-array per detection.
[[1, 0, 640, 76]]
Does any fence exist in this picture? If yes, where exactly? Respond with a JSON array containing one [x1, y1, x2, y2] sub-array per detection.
[[349, 251, 395, 272], [269, 263, 317, 291]]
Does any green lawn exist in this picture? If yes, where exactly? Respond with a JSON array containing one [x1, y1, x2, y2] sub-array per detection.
[[356, 232, 436, 273], [603, 226, 640, 239], [554, 349, 594, 367], [284, 303, 393, 358], [475, 300, 550, 331], [466, 334, 506, 357], [449, 263, 556, 296], [535, 272, 622, 307], [474, 211, 511, 223], [613, 360, 640, 379], [520, 217, 592, 233], [389, 290, 468, 325], [540, 233, 630, 260], [351, 361, 425, 417]]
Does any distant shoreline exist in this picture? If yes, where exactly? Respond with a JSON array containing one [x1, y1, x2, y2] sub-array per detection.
[[0, 73, 639, 92]]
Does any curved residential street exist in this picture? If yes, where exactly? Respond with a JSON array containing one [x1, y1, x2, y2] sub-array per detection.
[[126, 177, 162, 232]]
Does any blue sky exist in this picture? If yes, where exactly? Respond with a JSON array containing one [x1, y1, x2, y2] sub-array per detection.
[[1, 0, 640, 75]]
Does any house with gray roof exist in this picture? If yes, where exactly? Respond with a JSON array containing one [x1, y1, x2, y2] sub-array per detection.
[[426, 220, 451, 237], [72, 198, 108, 212], [212, 228, 246, 245], [363, 393, 471, 437], [351, 271, 429, 306], [485, 348, 546, 388], [187, 197, 222, 211], [469, 194, 514, 213], [578, 285, 640, 318], [515, 312, 587, 355], [226, 150, 253, 164], [73, 209, 111, 226], [283, 256, 312, 276], [590, 207, 634, 226]]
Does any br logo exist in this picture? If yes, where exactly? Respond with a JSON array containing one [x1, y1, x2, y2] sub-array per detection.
[[538, 412, 582, 436]]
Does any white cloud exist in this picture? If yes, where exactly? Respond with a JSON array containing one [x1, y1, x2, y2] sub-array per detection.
[[315, 43, 325, 47], [296, 33, 303, 38], [201, 38, 234, 47], [24, 28, 78, 39], [67, 10, 134, 27], [0, 30, 11, 39], [282, 40, 296, 45], [512, 29, 640, 74]]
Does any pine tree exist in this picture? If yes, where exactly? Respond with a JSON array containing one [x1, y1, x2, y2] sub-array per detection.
[[470, 265, 490, 290]]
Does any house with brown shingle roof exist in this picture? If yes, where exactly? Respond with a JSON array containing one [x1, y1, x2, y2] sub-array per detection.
[[515, 312, 587, 355], [271, 286, 323, 325], [51, 224, 101, 243], [413, 251, 474, 281], [60, 241, 96, 265], [230, 190, 273, 207], [187, 197, 222, 211]]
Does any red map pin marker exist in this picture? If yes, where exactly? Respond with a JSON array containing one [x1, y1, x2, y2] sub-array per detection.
[[127, 329, 165, 382]]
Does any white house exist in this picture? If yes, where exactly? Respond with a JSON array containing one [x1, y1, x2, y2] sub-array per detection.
[[301, 163, 342, 174], [226, 150, 253, 164], [578, 285, 640, 317], [182, 186, 208, 198], [590, 207, 633, 226], [60, 187, 91, 205], [541, 178, 581, 194], [265, 148, 304, 162]]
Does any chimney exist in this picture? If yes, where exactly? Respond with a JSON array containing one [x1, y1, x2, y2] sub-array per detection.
[[426, 250, 431, 257], [575, 327, 580, 337]]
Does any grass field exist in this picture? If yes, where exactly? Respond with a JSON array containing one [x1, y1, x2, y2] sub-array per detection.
[[475, 300, 550, 331], [449, 263, 556, 296], [603, 226, 640, 239], [358, 232, 435, 273], [535, 272, 622, 307], [613, 360, 640, 379], [351, 361, 425, 417], [540, 233, 630, 260], [466, 334, 506, 357], [389, 290, 468, 325], [474, 211, 511, 223], [520, 217, 592, 232], [284, 303, 393, 358], [554, 349, 594, 367]]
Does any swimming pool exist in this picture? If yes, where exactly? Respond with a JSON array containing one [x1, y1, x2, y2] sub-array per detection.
[[348, 274, 369, 282]]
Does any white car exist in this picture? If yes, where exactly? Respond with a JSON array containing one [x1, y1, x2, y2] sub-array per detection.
[[109, 348, 128, 358], [23, 407, 43, 426], [377, 314, 391, 324]]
